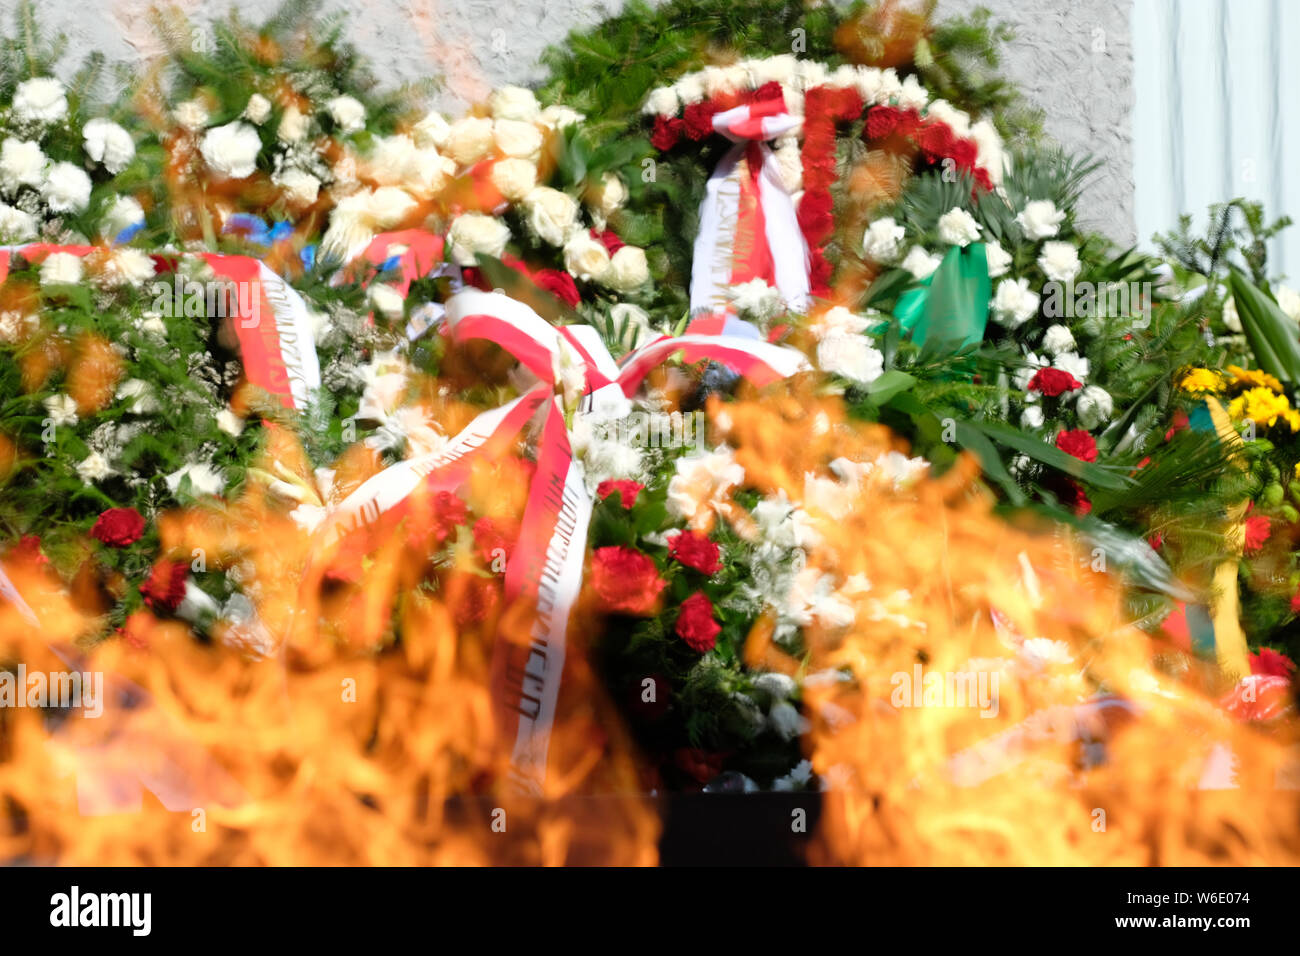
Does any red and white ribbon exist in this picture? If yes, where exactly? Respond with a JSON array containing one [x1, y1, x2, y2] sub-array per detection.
[[319, 288, 809, 792], [690, 93, 811, 317]]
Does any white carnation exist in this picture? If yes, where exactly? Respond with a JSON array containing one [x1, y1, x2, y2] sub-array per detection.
[[100, 195, 144, 238], [862, 217, 905, 262], [643, 86, 679, 116], [984, 240, 1012, 278], [0, 203, 37, 241], [82, 118, 135, 174], [1041, 324, 1076, 355], [166, 462, 225, 498], [173, 99, 210, 131], [117, 378, 159, 414], [1075, 385, 1113, 429], [937, 207, 981, 246], [1053, 351, 1090, 383], [42, 394, 78, 427], [199, 121, 262, 179], [243, 93, 272, 125], [41, 162, 93, 213], [276, 167, 321, 206], [0, 138, 45, 194], [991, 278, 1040, 328], [13, 77, 67, 124], [817, 333, 884, 385], [728, 278, 784, 320], [1020, 404, 1045, 429], [76, 451, 114, 484], [1038, 241, 1080, 283], [216, 409, 244, 437], [538, 105, 584, 131], [1016, 199, 1066, 240], [900, 246, 942, 280], [97, 248, 155, 288], [40, 251, 84, 285], [276, 104, 309, 143]]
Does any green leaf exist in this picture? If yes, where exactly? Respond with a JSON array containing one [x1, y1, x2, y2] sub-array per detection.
[[865, 369, 916, 405], [967, 420, 1132, 491], [1229, 266, 1300, 383]]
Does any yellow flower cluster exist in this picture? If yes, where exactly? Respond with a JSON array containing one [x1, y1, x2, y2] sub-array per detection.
[[1226, 365, 1285, 392], [1228, 386, 1300, 431], [1178, 368, 1226, 394]]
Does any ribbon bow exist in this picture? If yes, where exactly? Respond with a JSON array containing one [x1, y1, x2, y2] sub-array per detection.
[[690, 93, 811, 318], [314, 288, 809, 792]]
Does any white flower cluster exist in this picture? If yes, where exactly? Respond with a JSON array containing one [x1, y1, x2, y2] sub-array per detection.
[[642, 56, 1006, 184]]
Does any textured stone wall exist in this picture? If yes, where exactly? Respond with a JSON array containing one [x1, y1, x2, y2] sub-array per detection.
[[4, 0, 1135, 241]]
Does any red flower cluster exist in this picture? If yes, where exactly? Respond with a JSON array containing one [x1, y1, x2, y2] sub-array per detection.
[[864, 106, 992, 191], [1055, 429, 1098, 463], [596, 479, 644, 509], [1244, 514, 1271, 555], [90, 507, 145, 547], [590, 229, 625, 255], [799, 86, 864, 299], [9, 535, 46, 566], [463, 255, 580, 307], [140, 560, 189, 612], [667, 530, 721, 575], [590, 546, 665, 615], [1028, 367, 1082, 397], [472, 516, 518, 569], [675, 591, 720, 652], [1250, 646, 1296, 679]]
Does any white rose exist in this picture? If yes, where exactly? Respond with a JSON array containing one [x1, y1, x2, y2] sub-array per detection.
[[326, 95, 366, 133], [0, 138, 45, 194], [587, 172, 628, 218], [82, 118, 135, 174], [447, 212, 511, 265], [1075, 385, 1114, 429], [992, 278, 1040, 328], [40, 251, 84, 285], [216, 409, 244, 437], [117, 378, 159, 414], [524, 186, 579, 246], [412, 110, 451, 149], [538, 105, 584, 131], [1041, 324, 1075, 355], [0, 202, 37, 241], [937, 207, 981, 247], [276, 167, 321, 206], [13, 77, 67, 124], [1020, 404, 1045, 429], [643, 86, 679, 116], [490, 157, 537, 202], [489, 85, 541, 122], [41, 162, 92, 214], [368, 134, 453, 194], [368, 282, 406, 319], [1038, 240, 1080, 283], [817, 333, 884, 385], [100, 195, 144, 239], [985, 240, 1012, 278], [173, 99, 210, 131], [863, 217, 905, 262], [277, 104, 309, 143], [1016, 199, 1065, 240], [901, 246, 941, 280], [493, 118, 543, 160], [243, 93, 272, 125], [562, 231, 611, 281], [603, 245, 649, 292], [199, 121, 262, 179], [1276, 285, 1300, 323], [366, 186, 418, 226], [443, 116, 494, 166], [76, 451, 114, 484]]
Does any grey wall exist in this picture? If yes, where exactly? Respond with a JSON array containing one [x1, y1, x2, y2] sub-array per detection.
[[9, 0, 1135, 243]]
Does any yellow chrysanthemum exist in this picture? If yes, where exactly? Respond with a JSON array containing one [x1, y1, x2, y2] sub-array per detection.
[[1228, 386, 1293, 427], [1286, 410, 1300, 432], [1178, 368, 1225, 394], [1227, 365, 1284, 392]]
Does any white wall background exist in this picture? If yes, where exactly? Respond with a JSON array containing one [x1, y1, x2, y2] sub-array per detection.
[[4, 0, 1139, 241], [1132, 0, 1300, 280]]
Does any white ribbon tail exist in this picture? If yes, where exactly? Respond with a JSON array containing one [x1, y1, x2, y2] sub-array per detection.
[[689, 142, 745, 316]]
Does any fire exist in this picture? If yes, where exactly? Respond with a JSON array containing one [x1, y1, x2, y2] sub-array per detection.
[[718, 379, 1300, 865]]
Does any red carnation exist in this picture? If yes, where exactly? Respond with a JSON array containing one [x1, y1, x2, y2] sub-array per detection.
[[746, 81, 785, 106], [683, 101, 720, 140], [675, 591, 721, 652], [1028, 367, 1081, 397], [590, 229, 625, 255], [865, 105, 903, 140], [590, 546, 665, 615], [1055, 429, 1098, 463], [10, 535, 47, 566], [472, 516, 517, 569], [1250, 647, 1296, 679], [1244, 514, 1271, 555], [533, 268, 580, 307], [797, 190, 835, 244], [1066, 479, 1093, 516], [596, 479, 644, 509], [91, 507, 146, 548], [667, 530, 722, 575], [650, 115, 684, 150], [140, 560, 189, 613]]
